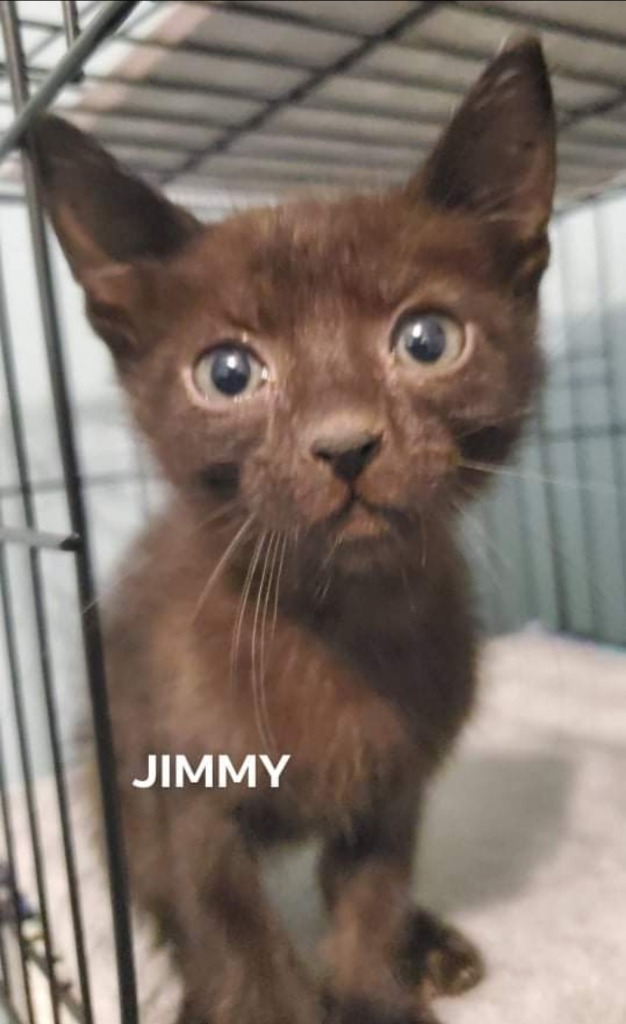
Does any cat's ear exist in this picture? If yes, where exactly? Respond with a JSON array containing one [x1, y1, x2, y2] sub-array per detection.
[[412, 36, 556, 277], [28, 115, 202, 355]]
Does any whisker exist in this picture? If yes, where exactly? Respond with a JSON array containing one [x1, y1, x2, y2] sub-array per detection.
[[197, 498, 244, 528], [190, 515, 253, 623], [323, 521, 348, 599], [252, 531, 274, 699], [270, 531, 288, 651], [418, 510, 427, 570], [84, 498, 244, 612], [259, 531, 280, 687], [453, 411, 531, 441], [316, 530, 340, 602], [456, 499, 515, 605], [391, 531, 418, 617], [459, 458, 626, 496], [258, 532, 282, 753], [457, 477, 624, 625], [230, 530, 266, 698], [249, 531, 277, 752]]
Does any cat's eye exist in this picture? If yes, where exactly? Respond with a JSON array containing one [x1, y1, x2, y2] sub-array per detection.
[[192, 343, 268, 403], [392, 312, 465, 372]]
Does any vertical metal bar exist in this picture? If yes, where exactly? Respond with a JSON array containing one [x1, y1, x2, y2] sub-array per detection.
[[0, 533, 53, 1024], [511, 470, 538, 622], [555, 239, 600, 638], [0, 191, 64, 1018], [534, 412, 570, 633], [0, 6, 140, 1023], [61, 0, 81, 45], [0, 737, 35, 1024], [0, 218, 94, 1023], [0, 727, 35, 1024], [0, 824, 13, 1008], [518, 425, 555, 631], [591, 204, 626, 627], [0, 927, 10, 1008], [61, 0, 85, 84], [479, 497, 509, 634], [0, 0, 139, 163], [132, 438, 151, 518]]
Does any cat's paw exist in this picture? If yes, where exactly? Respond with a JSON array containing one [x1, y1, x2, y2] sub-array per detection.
[[324, 993, 441, 1024], [398, 909, 485, 998]]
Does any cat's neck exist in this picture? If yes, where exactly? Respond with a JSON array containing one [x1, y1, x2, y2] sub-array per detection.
[[287, 522, 462, 635], [180, 494, 464, 636]]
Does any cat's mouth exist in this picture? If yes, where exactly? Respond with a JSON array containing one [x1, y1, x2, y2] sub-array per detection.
[[330, 495, 398, 543]]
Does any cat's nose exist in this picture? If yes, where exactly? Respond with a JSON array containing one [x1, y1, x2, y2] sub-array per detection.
[[310, 420, 383, 483]]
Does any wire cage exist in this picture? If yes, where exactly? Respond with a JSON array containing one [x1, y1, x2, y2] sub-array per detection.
[[0, 2, 625, 1023]]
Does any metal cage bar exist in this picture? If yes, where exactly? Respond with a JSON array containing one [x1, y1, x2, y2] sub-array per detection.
[[0, 726, 36, 1024], [0, 2, 624, 200], [0, 4, 141, 1024], [590, 204, 626, 616]]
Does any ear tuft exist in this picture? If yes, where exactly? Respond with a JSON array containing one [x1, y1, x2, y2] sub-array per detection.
[[27, 115, 201, 278], [413, 36, 556, 248]]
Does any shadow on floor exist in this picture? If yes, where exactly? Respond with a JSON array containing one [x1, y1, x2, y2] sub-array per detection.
[[264, 748, 576, 958], [419, 749, 576, 913]]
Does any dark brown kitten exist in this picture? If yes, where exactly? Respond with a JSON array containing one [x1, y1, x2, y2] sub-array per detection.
[[31, 37, 555, 1024]]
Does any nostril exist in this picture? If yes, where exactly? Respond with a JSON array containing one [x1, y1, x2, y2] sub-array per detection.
[[312, 431, 382, 483], [359, 437, 380, 461], [349, 437, 379, 468]]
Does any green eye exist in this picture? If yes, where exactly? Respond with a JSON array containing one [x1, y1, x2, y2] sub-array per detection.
[[393, 312, 465, 371], [193, 343, 268, 402]]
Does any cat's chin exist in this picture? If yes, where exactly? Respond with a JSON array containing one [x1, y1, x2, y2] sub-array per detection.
[[331, 534, 403, 575], [327, 505, 405, 574], [335, 502, 389, 542]]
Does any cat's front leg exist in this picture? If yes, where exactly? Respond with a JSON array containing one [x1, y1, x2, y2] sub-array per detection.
[[319, 788, 483, 1024], [129, 794, 321, 1024], [319, 786, 432, 1023]]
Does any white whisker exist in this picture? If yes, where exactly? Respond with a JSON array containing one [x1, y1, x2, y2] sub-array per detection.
[[248, 531, 277, 751], [257, 531, 281, 753], [230, 530, 266, 696], [460, 458, 625, 496], [85, 498, 243, 613], [191, 516, 253, 623], [270, 532, 288, 650]]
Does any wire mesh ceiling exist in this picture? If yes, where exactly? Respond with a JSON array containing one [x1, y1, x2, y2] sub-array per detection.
[[2, 1, 626, 206]]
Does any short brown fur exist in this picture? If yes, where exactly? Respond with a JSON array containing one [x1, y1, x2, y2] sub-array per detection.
[[31, 37, 555, 1024]]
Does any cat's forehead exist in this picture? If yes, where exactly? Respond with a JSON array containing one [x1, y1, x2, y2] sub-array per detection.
[[224, 194, 405, 259], [182, 193, 495, 335], [213, 193, 411, 294]]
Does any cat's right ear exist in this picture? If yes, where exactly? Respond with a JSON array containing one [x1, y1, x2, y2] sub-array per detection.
[[411, 36, 556, 287], [28, 115, 202, 355]]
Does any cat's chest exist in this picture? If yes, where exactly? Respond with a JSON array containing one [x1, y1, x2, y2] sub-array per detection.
[[249, 615, 446, 818]]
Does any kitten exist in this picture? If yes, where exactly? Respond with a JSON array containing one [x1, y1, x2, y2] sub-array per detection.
[[31, 36, 555, 1024]]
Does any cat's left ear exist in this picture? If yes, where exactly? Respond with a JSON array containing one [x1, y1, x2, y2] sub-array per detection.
[[28, 115, 203, 355], [411, 36, 556, 281]]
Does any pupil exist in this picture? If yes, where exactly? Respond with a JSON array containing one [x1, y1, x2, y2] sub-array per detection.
[[405, 318, 446, 363], [211, 347, 251, 396]]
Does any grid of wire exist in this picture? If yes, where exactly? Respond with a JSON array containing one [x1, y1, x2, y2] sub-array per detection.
[[4, 2, 626, 203], [0, 5, 141, 1024], [0, 4, 625, 1024], [468, 191, 626, 647]]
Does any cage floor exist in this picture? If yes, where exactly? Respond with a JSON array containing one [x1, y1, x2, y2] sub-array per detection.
[[3, 629, 626, 1024], [419, 630, 626, 1024]]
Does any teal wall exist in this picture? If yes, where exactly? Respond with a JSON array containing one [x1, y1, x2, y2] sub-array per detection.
[[468, 194, 626, 647]]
